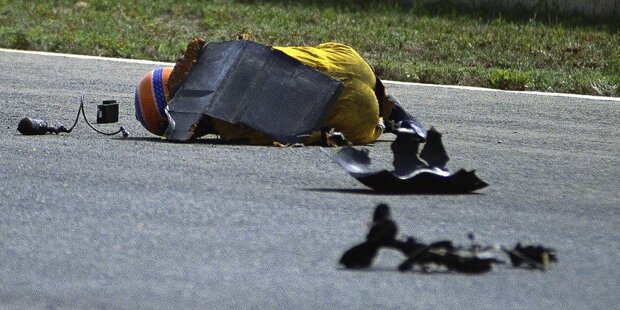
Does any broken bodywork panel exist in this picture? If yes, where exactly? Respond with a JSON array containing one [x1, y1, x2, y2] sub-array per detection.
[[164, 40, 344, 143], [323, 128, 488, 194]]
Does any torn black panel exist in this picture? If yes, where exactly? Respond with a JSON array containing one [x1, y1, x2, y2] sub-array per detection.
[[165, 40, 344, 143], [419, 127, 449, 170], [385, 94, 427, 141], [391, 135, 424, 176], [322, 128, 488, 194]]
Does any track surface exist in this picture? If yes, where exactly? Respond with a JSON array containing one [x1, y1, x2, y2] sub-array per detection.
[[1, 50, 619, 309]]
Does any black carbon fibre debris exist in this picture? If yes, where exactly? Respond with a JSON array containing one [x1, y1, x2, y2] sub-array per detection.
[[323, 127, 488, 194]]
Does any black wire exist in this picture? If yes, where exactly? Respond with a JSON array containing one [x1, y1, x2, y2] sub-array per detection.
[[66, 96, 127, 136], [65, 100, 83, 133], [79, 103, 125, 136]]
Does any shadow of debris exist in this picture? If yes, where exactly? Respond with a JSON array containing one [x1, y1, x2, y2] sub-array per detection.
[[115, 136, 262, 145], [303, 187, 485, 196]]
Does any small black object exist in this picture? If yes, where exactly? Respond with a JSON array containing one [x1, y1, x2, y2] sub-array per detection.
[[17, 118, 67, 135], [97, 100, 119, 124]]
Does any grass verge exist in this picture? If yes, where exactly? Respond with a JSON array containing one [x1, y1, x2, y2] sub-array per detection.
[[1, 0, 618, 96]]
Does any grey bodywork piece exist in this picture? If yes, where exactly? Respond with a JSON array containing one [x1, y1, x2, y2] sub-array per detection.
[[323, 128, 488, 193], [164, 40, 344, 143]]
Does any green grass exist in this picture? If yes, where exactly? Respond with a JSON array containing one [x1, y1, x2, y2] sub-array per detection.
[[1, 0, 618, 96]]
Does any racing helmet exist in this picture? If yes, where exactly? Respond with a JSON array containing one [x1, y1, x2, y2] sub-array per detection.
[[134, 67, 173, 136]]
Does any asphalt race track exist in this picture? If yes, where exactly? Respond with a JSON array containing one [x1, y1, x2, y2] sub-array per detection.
[[1, 49, 619, 309]]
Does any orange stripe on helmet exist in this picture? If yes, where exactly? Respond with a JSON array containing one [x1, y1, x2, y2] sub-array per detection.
[[161, 67, 172, 101], [135, 67, 174, 136]]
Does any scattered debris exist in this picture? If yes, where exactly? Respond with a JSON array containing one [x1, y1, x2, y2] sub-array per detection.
[[323, 127, 488, 193], [395, 237, 504, 274], [17, 95, 128, 137], [503, 243, 558, 270], [340, 204, 557, 274]]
